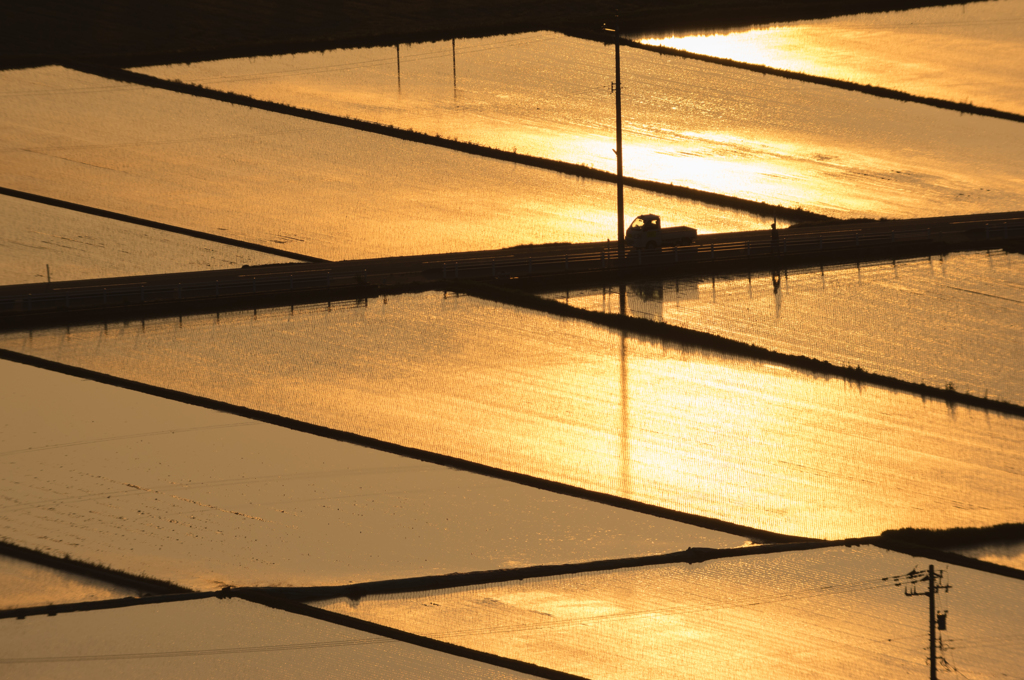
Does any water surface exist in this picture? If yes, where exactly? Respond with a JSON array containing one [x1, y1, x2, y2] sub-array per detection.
[[0, 66, 760, 261], [545, 250, 1024, 404], [3, 293, 1020, 540], [0, 360, 729, 590], [643, 0, 1024, 115], [0, 554, 143, 611], [0, 195, 294, 286], [0, 596, 539, 679], [316, 544, 1024, 680], [136, 31, 1024, 219]]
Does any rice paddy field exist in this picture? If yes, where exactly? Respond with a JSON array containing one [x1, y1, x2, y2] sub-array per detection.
[[2, 1, 1023, 677]]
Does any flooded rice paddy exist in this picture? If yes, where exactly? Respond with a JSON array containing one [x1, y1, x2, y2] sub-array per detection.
[[135, 29, 1024, 220], [644, 0, 1024, 116], [0, 66, 762, 261], [0, 194, 295, 286], [0, 554, 144, 611], [546, 249, 1024, 404], [3, 1, 1024, 676], [0, 360, 735, 590], [315, 544, 1024, 680], [3, 292, 1021, 541], [0, 596, 542, 679]]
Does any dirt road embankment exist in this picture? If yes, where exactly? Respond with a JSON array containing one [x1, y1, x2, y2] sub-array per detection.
[[1, 211, 1021, 333]]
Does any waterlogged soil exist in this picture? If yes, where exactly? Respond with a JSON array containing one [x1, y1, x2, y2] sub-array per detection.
[[544, 250, 1024, 405], [3, 292, 1021, 541], [315, 544, 1024, 680]]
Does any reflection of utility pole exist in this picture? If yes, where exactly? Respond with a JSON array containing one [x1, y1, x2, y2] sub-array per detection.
[[904, 565, 951, 680], [452, 39, 457, 98], [618, 288, 631, 497], [396, 44, 401, 93]]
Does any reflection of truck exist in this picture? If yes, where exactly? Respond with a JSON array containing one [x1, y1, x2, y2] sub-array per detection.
[[624, 214, 697, 250]]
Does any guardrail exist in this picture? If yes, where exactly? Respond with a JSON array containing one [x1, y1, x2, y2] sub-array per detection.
[[3, 221, 1021, 317], [426, 226, 948, 280]]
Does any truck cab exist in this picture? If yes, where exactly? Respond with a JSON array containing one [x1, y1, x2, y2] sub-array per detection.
[[625, 214, 663, 250]]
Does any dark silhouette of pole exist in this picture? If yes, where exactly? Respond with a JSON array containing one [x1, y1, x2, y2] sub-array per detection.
[[904, 564, 950, 680], [928, 566, 937, 680], [614, 30, 624, 261]]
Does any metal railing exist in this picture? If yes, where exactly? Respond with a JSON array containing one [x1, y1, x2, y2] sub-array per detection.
[[427, 226, 950, 280], [3, 221, 1021, 315]]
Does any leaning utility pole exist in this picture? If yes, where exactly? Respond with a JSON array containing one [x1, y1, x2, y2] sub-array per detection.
[[904, 565, 951, 680]]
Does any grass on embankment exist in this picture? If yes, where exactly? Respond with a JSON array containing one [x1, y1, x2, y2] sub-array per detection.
[[0, 539, 190, 598], [882, 524, 1024, 550]]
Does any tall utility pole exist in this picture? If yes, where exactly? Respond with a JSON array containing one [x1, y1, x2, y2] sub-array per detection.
[[904, 565, 951, 680], [614, 29, 624, 261]]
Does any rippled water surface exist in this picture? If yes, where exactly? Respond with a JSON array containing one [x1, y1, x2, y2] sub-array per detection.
[[546, 250, 1024, 404], [3, 293, 1020, 540], [136, 31, 1024, 219], [0, 360, 727, 590], [0, 195, 295, 286], [0, 596, 539, 679], [0, 67, 761, 261], [643, 0, 1024, 115], [0, 554, 144, 611], [316, 545, 1024, 680]]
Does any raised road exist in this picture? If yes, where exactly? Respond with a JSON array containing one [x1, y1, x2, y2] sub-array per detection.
[[2, 211, 1022, 331]]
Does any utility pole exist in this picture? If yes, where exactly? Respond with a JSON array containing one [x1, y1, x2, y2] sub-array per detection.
[[613, 28, 624, 261], [904, 565, 951, 679]]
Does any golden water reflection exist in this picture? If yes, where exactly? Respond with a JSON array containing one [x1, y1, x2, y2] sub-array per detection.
[[548, 251, 1024, 404], [0, 67, 754, 261], [0, 597, 537, 679], [317, 545, 1024, 679], [642, 0, 1024, 115], [135, 29, 1024, 220], [0, 195, 295, 286], [0, 359, 733, 590], [3, 292, 1020, 540], [0, 554, 144, 610]]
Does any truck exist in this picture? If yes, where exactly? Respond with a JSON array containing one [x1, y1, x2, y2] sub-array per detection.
[[624, 214, 697, 250]]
